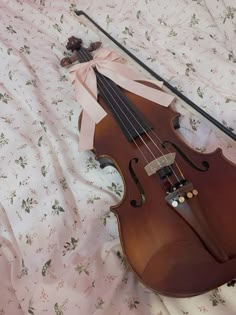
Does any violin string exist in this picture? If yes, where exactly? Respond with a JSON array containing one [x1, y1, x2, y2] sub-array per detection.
[[76, 51, 157, 174], [79, 49, 183, 183], [82, 49, 168, 158], [80, 49, 185, 182], [79, 51, 159, 160], [78, 50, 160, 171], [79, 49, 181, 183]]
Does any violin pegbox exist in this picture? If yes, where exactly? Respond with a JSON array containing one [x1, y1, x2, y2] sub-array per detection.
[[60, 36, 101, 67]]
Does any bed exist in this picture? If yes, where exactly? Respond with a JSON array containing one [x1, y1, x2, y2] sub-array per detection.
[[0, 0, 236, 314]]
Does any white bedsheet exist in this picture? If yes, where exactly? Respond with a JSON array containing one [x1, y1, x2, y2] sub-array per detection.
[[0, 0, 236, 314]]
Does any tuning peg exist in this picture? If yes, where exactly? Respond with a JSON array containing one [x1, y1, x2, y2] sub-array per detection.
[[60, 57, 72, 67], [87, 41, 102, 52]]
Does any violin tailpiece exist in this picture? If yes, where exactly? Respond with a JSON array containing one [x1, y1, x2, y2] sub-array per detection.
[[165, 183, 229, 263]]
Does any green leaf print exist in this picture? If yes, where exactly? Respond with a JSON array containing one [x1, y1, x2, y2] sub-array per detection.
[[1, 116, 13, 124], [222, 6, 236, 24], [52, 200, 65, 215], [136, 10, 141, 19], [75, 263, 90, 275], [193, 35, 203, 41], [59, 75, 68, 82], [189, 118, 201, 131], [122, 26, 134, 37], [107, 182, 123, 196], [17, 259, 29, 279], [42, 259, 52, 276], [26, 80, 37, 87], [6, 25, 16, 34], [60, 177, 68, 191], [52, 99, 63, 106], [54, 303, 64, 315], [41, 165, 48, 177], [22, 197, 38, 213], [60, 14, 64, 24], [106, 14, 113, 26], [145, 31, 151, 41], [95, 298, 105, 310], [40, 121, 47, 132], [8, 71, 13, 80], [0, 93, 12, 104], [147, 56, 156, 62], [228, 51, 236, 63], [116, 250, 128, 268], [26, 234, 33, 245], [20, 45, 30, 54], [168, 29, 178, 37], [53, 24, 62, 33], [7, 48, 13, 55], [38, 136, 43, 147], [197, 87, 204, 98], [66, 110, 74, 121], [28, 300, 35, 315], [62, 237, 79, 256], [128, 298, 140, 310], [100, 211, 111, 226], [190, 13, 200, 26], [69, 3, 77, 13], [185, 63, 196, 77], [158, 16, 167, 26], [0, 133, 9, 147], [15, 156, 27, 169], [9, 191, 16, 204], [209, 288, 225, 306], [85, 156, 98, 172], [87, 194, 101, 204]]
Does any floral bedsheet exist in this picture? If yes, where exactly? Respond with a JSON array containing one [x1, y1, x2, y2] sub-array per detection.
[[0, 0, 236, 314]]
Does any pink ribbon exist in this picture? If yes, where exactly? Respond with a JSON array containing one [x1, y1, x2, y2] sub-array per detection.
[[69, 47, 175, 151]]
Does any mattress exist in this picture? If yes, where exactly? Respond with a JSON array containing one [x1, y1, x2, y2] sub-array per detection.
[[0, 0, 236, 314]]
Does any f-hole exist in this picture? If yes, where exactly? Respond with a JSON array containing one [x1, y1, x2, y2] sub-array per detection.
[[162, 141, 209, 172], [129, 158, 145, 207]]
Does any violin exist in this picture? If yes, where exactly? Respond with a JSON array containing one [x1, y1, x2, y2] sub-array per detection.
[[60, 37, 236, 297]]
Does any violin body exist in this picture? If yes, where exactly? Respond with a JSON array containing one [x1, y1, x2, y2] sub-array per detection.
[[61, 37, 236, 297], [92, 86, 236, 297]]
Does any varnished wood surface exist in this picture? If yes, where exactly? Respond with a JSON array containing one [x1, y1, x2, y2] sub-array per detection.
[[89, 82, 236, 297]]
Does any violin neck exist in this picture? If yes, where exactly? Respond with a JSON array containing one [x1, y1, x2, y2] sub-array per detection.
[[76, 48, 152, 142]]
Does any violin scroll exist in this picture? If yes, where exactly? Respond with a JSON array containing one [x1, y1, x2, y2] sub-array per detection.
[[60, 36, 102, 67], [66, 36, 82, 51]]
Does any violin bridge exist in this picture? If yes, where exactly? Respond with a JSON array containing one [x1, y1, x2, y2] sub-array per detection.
[[144, 152, 176, 176]]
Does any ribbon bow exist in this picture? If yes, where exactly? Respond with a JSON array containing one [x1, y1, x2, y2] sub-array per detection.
[[69, 47, 175, 151]]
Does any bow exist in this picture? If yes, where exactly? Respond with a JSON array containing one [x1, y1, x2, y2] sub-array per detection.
[[69, 47, 175, 151]]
